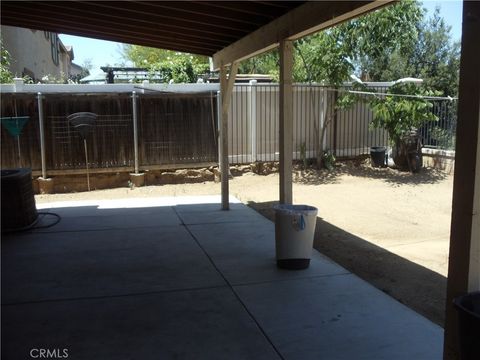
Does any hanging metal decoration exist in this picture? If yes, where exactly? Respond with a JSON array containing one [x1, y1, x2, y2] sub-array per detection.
[[67, 112, 97, 191]]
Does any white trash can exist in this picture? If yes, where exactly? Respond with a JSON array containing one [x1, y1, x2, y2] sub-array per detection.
[[273, 204, 318, 269]]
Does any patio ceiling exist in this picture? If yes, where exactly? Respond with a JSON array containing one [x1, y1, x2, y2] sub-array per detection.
[[0, 1, 390, 68]]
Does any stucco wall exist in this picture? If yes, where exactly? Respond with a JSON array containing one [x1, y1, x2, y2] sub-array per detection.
[[2, 25, 71, 81]]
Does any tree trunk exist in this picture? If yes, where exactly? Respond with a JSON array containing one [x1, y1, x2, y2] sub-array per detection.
[[315, 93, 334, 169], [392, 131, 423, 172]]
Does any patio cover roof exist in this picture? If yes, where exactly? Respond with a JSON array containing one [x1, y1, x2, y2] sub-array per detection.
[[0, 1, 389, 68]]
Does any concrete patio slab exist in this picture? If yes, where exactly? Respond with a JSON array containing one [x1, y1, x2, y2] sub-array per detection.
[[176, 204, 266, 225], [189, 221, 348, 285], [2, 287, 280, 360], [1, 195, 443, 360], [234, 274, 443, 360], [2, 226, 225, 304], [35, 206, 181, 232]]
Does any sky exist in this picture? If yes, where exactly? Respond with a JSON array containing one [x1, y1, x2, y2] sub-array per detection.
[[422, 0, 463, 41], [59, 0, 463, 73], [58, 34, 126, 72]]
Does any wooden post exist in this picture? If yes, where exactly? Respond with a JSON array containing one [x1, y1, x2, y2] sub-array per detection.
[[444, 1, 480, 359], [220, 62, 238, 210], [279, 40, 293, 204]]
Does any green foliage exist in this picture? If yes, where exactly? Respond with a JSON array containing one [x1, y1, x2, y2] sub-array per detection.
[[290, 0, 428, 169], [149, 57, 209, 83], [369, 83, 438, 143], [240, 1, 459, 98], [430, 126, 455, 150], [237, 0, 456, 169], [239, 2, 422, 86], [368, 7, 460, 96], [239, 51, 279, 80], [119, 1, 459, 93], [293, 0, 423, 85], [294, 29, 353, 85], [1, 39, 14, 83], [121, 45, 209, 83], [41, 73, 69, 84], [335, 82, 368, 109], [347, 0, 423, 81], [411, 8, 460, 96]]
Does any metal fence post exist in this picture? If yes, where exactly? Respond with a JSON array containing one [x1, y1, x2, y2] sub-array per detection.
[[132, 91, 139, 174], [37, 92, 47, 179], [249, 80, 257, 162], [216, 90, 222, 169]]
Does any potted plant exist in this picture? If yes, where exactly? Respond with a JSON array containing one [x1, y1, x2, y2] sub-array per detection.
[[369, 80, 438, 172]]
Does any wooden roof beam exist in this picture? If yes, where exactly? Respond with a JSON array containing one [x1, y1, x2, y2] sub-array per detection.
[[212, 0, 394, 69]]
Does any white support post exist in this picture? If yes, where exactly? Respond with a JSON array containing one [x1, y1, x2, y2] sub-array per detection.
[[279, 40, 294, 205], [37, 92, 47, 179], [220, 62, 239, 210], [249, 79, 257, 163], [217, 90, 222, 165], [132, 91, 139, 174]]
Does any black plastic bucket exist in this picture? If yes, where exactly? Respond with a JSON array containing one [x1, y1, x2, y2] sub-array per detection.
[[454, 291, 480, 360], [370, 146, 386, 167]]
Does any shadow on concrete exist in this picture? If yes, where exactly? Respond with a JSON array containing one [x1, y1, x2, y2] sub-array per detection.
[[293, 161, 448, 187], [247, 200, 447, 327]]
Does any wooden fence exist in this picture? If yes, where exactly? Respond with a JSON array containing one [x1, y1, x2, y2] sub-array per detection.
[[1, 92, 218, 173]]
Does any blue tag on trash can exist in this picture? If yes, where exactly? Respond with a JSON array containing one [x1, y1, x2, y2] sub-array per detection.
[[292, 214, 306, 231]]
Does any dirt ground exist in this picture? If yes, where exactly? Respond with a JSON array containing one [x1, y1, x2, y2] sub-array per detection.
[[35, 161, 453, 326]]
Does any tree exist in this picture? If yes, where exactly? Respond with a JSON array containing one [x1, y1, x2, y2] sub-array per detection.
[[346, 0, 423, 82], [410, 8, 460, 97], [240, 1, 457, 169], [120, 44, 210, 83], [294, 0, 423, 84], [1, 39, 14, 83], [80, 58, 93, 78], [371, 7, 460, 97], [238, 51, 279, 80], [294, 29, 354, 168], [240, 2, 459, 96], [369, 81, 438, 171], [370, 83, 438, 144], [290, 0, 424, 168]]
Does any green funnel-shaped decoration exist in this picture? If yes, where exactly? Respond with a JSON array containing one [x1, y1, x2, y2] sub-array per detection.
[[1, 116, 30, 137]]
